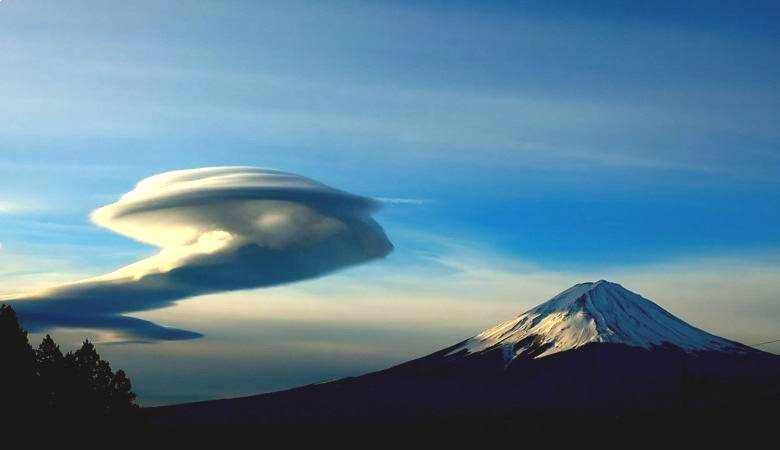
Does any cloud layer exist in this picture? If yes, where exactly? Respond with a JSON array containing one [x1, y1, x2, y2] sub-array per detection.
[[4, 167, 393, 340]]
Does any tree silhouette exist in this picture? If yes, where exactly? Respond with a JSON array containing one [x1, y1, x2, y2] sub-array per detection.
[[0, 304, 139, 425], [110, 369, 138, 417], [37, 334, 65, 414], [0, 304, 39, 422], [64, 340, 136, 419]]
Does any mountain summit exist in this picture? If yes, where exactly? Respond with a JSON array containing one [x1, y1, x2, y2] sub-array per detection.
[[446, 280, 749, 362]]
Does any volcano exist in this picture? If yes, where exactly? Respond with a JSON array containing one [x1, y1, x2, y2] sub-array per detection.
[[444, 280, 753, 362], [149, 281, 780, 431]]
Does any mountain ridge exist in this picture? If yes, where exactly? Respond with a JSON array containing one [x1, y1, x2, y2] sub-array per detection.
[[147, 280, 780, 431]]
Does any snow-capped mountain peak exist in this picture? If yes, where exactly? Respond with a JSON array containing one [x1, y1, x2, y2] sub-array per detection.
[[447, 280, 748, 362]]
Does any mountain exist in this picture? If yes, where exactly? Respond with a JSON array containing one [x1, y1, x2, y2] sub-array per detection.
[[445, 280, 752, 362], [148, 281, 780, 431]]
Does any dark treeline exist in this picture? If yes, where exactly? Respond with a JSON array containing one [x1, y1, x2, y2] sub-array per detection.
[[0, 304, 138, 425]]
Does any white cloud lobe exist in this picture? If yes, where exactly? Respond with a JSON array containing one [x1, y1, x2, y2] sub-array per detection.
[[5, 167, 393, 340]]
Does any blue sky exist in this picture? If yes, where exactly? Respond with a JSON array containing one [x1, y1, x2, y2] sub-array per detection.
[[1, 0, 779, 404]]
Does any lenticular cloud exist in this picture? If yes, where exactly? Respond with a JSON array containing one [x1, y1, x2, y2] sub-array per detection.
[[5, 167, 393, 340]]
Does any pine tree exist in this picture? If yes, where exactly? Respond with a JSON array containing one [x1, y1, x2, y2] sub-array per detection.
[[110, 369, 138, 416], [37, 334, 63, 367], [0, 305, 40, 421], [37, 334, 65, 412], [65, 340, 105, 416]]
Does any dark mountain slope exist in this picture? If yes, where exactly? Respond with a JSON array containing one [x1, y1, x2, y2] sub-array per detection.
[[148, 281, 780, 431]]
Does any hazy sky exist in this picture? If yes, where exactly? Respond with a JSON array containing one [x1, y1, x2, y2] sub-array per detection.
[[1, 0, 779, 404]]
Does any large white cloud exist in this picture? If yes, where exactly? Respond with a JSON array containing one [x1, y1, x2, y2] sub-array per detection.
[[5, 167, 393, 340]]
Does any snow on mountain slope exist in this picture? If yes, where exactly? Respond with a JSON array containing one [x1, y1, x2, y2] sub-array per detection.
[[447, 280, 748, 362]]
